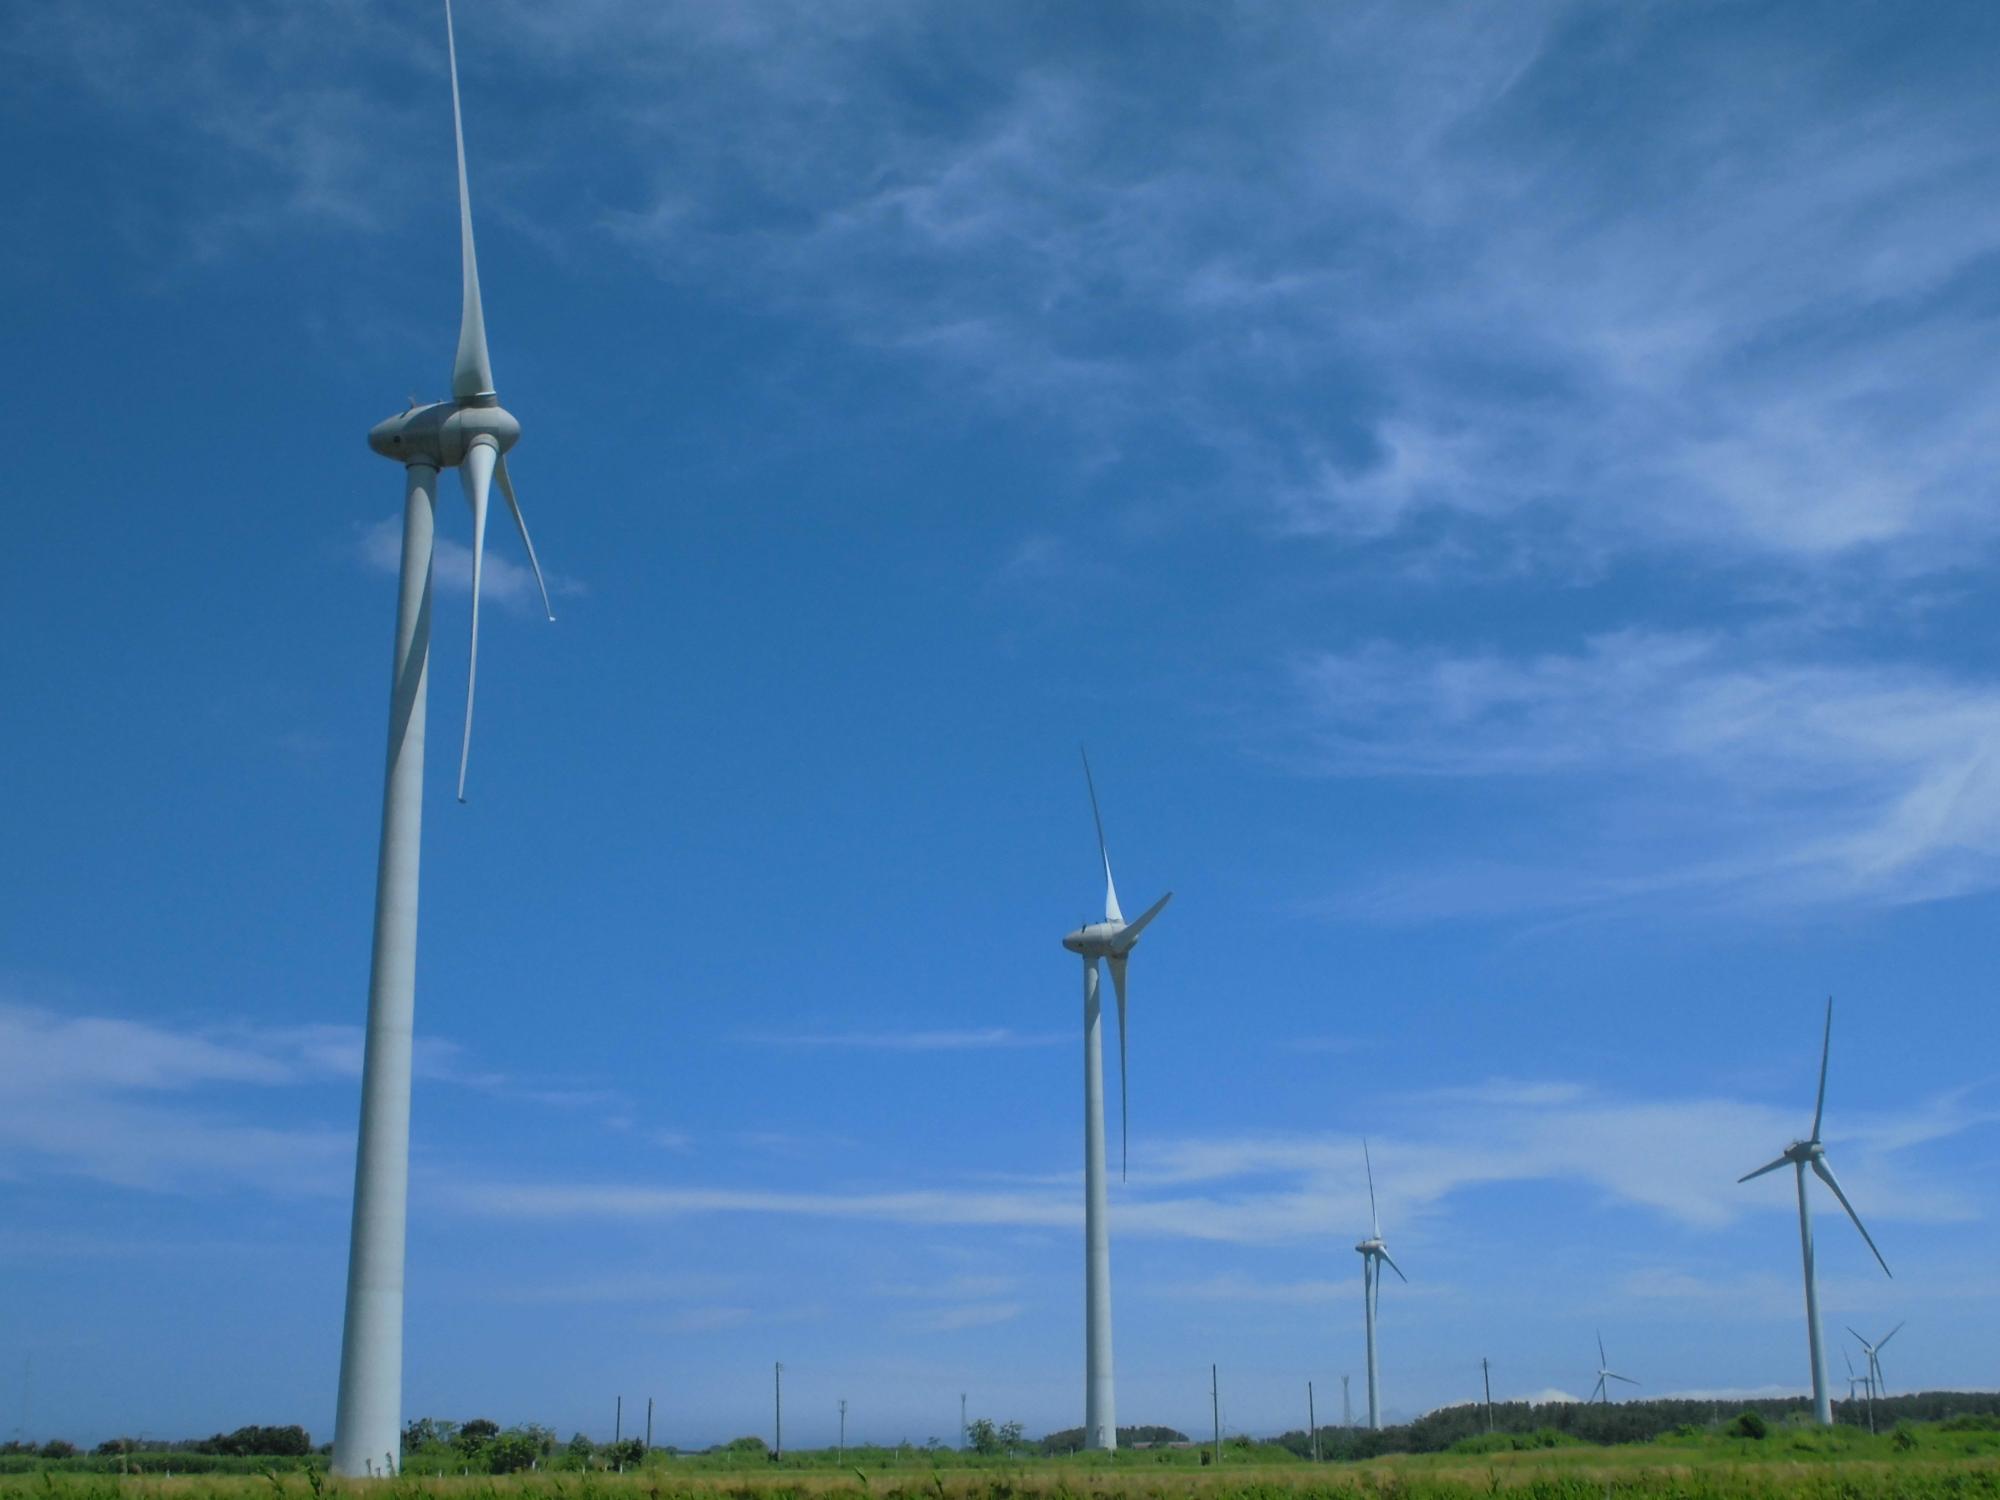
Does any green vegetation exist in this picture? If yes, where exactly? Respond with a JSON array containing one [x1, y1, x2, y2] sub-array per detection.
[[8, 1397, 2000, 1493], [1, 1426, 1999, 1500]]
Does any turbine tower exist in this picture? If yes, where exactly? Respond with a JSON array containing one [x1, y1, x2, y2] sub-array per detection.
[[331, 1, 553, 1477], [1353, 1140, 1406, 1431], [1738, 998, 1891, 1427], [1060, 749, 1171, 1452], [1589, 1332, 1637, 1404], [1847, 1322, 1903, 1399]]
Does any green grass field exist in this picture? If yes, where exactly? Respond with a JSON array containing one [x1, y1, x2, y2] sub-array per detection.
[[7, 1424, 2000, 1500]]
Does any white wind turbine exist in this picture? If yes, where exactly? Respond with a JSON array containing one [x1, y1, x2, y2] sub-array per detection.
[[1738, 998, 1891, 1427], [1847, 1321, 1903, 1399], [1060, 749, 1172, 1452], [1589, 1332, 1638, 1404], [1354, 1139, 1406, 1431], [331, 0, 553, 1478]]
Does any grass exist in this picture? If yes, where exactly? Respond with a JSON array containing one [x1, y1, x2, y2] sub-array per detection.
[[5, 1426, 1999, 1500]]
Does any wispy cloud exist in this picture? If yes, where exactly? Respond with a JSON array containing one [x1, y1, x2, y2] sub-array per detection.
[[507, 1, 2000, 577], [489, 1271, 739, 1305], [0, 1003, 350, 1193], [1288, 629, 2000, 915], [906, 1302, 1023, 1333], [0, 1002, 608, 1193], [354, 515, 579, 614], [441, 1074, 1990, 1245], [737, 1027, 1063, 1051]]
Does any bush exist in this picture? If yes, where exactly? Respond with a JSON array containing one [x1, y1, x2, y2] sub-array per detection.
[[488, 1431, 542, 1474], [601, 1439, 645, 1469], [1729, 1411, 1768, 1440]]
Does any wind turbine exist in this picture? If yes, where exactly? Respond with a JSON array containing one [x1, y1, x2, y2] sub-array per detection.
[[1847, 1322, 1903, 1400], [1060, 749, 1172, 1452], [1354, 1139, 1405, 1431], [1589, 1332, 1638, 1404], [331, 0, 553, 1478], [1738, 998, 1891, 1427]]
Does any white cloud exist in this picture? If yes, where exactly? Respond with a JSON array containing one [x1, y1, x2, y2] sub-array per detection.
[[355, 515, 572, 615], [906, 1302, 1023, 1333], [440, 1074, 1989, 1245], [523, 1, 2000, 574], [0, 1002, 597, 1193], [0, 1003, 349, 1193], [737, 1027, 1063, 1052], [1291, 630, 2000, 913]]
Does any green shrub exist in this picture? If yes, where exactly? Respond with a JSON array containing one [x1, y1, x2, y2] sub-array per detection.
[[1728, 1410, 1767, 1440]]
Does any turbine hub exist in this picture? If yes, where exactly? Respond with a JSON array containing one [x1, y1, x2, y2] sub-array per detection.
[[369, 398, 520, 468], [1062, 921, 1122, 955]]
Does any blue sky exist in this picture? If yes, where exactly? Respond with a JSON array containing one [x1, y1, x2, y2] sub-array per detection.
[[4, 0, 1999, 1451]]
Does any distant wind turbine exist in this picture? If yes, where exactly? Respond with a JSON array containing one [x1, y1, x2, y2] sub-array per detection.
[[1060, 749, 1172, 1452], [1354, 1140, 1406, 1431], [1738, 999, 1892, 1427], [331, 0, 553, 1479], [1590, 1332, 1638, 1404], [1847, 1322, 1903, 1399]]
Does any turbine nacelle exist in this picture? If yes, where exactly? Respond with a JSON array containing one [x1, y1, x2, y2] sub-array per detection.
[[368, 399, 520, 469], [1064, 920, 1129, 956], [1355, 1237, 1385, 1257]]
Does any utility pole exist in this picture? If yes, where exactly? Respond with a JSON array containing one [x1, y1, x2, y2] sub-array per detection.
[[1211, 1364, 1221, 1466], [1482, 1358, 1493, 1434], [839, 1399, 847, 1459], [645, 1397, 654, 1451], [615, 1395, 622, 1445], [774, 1362, 783, 1460], [1308, 1381, 1318, 1462], [1342, 1374, 1352, 1431]]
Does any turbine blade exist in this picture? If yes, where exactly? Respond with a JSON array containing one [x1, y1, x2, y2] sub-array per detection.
[[1876, 1321, 1904, 1351], [1109, 954, 1129, 1182], [1811, 1155, 1891, 1278], [446, 0, 494, 402], [495, 456, 554, 621], [456, 440, 496, 802], [1379, 1249, 1407, 1283], [1738, 1153, 1791, 1183], [1811, 996, 1833, 1143], [1598, 1332, 1607, 1369], [1846, 1326, 1869, 1351], [1591, 1376, 1606, 1404], [1111, 891, 1172, 952], [1844, 1350, 1856, 1378], [1080, 746, 1123, 924], [1363, 1138, 1379, 1239], [1607, 1373, 1639, 1386]]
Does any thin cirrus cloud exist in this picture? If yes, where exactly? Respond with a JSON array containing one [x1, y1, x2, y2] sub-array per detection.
[[1287, 629, 2000, 917], [0, 1002, 606, 1193], [354, 515, 576, 614], [538, 1, 2000, 570], [440, 1077, 1988, 1244], [736, 1027, 1064, 1051]]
